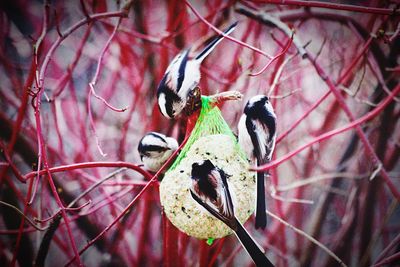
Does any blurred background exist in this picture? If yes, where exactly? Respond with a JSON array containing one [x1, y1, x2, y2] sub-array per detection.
[[0, 0, 399, 266]]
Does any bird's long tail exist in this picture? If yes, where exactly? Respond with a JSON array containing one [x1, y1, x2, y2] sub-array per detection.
[[255, 171, 267, 229], [234, 217, 274, 267], [194, 21, 238, 62]]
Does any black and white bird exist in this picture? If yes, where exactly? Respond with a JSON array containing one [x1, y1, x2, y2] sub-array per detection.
[[157, 21, 238, 119], [238, 95, 277, 230], [190, 160, 274, 267], [137, 132, 179, 172]]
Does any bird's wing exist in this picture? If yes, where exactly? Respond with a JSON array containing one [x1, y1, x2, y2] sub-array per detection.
[[190, 190, 232, 227], [176, 49, 190, 92], [245, 117, 264, 162], [258, 113, 276, 162], [217, 169, 235, 220], [249, 115, 276, 164]]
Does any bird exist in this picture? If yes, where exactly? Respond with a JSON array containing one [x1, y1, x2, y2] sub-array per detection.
[[190, 160, 274, 267], [137, 132, 178, 172], [157, 21, 238, 119], [238, 95, 277, 230]]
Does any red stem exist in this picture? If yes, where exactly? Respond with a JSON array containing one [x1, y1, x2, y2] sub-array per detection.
[[24, 161, 153, 181], [207, 239, 226, 267], [33, 107, 83, 265], [199, 241, 210, 267], [277, 32, 377, 144], [276, 91, 330, 143], [51, 23, 93, 99], [38, 10, 129, 87], [10, 178, 35, 266], [64, 176, 157, 266], [184, 0, 273, 59], [307, 50, 399, 200], [64, 134, 189, 265], [249, 33, 293, 76], [88, 17, 128, 113], [253, 0, 400, 15], [372, 251, 400, 267], [374, 232, 400, 264], [164, 216, 181, 267], [255, 84, 400, 200]]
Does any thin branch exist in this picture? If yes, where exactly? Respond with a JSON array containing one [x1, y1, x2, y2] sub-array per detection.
[[87, 16, 128, 156], [266, 209, 347, 267], [339, 85, 378, 107], [208, 90, 243, 104], [68, 168, 127, 208], [64, 135, 190, 266], [373, 230, 400, 264], [185, 0, 274, 59], [24, 162, 153, 181], [268, 52, 298, 95], [372, 251, 400, 267], [269, 88, 301, 99], [88, 17, 128, 112], [87, 89, 108, 157], [0, 201, 47, 231], [276, 90, 331, 143], [255, 84, 400, 200], [34, 201, 92, 224], [54, 9, 63, 37], [0, 142, 25, 183], [79, 0, 91, 21], [249, 0, 400, 16], [236, 4, 308, 58], [249, 31, 294, 76], [38, 10, 131, 92], [276, 172, 367, 192], [269, 188, 314, 204], [369, 162, 382, 180], [290, 14, 397, 203], [388, 21, 400, 42], [51, 23, 93, 99]]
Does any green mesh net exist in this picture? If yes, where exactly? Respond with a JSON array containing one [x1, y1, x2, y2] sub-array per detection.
[[160, 95, 255, 243], [168, 95, 245, 171]]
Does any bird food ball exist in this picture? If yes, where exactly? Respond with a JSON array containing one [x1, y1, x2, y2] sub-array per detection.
[[160, 134, 256, 239]]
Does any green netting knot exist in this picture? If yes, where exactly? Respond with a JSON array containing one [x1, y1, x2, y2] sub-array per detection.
[[168, 96, 245, 171]]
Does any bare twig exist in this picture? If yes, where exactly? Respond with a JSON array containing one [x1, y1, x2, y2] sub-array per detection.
[[249, 0, 400, 16], [0, 201, 47, 231], [266, 209, 347, 267], [276, 172, 367, 192], [64, 135, 190, 266], [268, 52, 298, 96], [185, 0, 274, 59], [255, 84, 400, 200], [24, 162, 152, 181], [208, 90, 243, 104], [235, 4, 308, 58], [269, 187, 314, 204], [68, 168, 127, 208], [269, 88, 301, 99], [87, 16, 128, 156], [249, 32, 294, 76]]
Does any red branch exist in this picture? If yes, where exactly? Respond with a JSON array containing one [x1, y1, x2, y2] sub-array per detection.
[[249, 32, 294, 76], [252, 0, 400, 15], [24, 161, 153, 181], [64, 134, 189, 266], [255, 84, 400, 200], [184, 0, 273, 59]]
